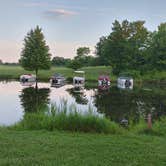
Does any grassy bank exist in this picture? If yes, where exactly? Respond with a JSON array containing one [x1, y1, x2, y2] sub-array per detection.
[[12, 102, 123, 134], [0, 65, 165, 82], [0, 65, 113, 82], [0, 129, 166, 165], [10, 100, 166, 136], [2, 104, 166, 165], [0, 65, 73, 80]]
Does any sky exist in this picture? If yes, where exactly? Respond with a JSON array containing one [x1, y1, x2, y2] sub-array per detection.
[[0, 0, 165, 62]]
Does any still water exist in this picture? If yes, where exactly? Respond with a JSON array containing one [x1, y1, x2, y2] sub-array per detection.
[[0, 80, 166, 126]]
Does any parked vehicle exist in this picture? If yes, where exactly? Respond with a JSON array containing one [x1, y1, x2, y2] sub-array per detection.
[[20, 74, 36, 86], [73, 71, 85, 92], [117, 76, 133, 89], [50, 73, 66, 87], [98, 75, 111, 90]]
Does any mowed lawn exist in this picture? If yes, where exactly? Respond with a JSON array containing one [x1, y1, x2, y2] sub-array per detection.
[[0, 129, 166, 166], [0, 65, 113, 81]]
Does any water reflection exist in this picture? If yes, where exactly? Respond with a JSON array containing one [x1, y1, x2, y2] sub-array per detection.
[[67, 88, 88, 105], [94, 86, 166, 123], [0, 81, 166, 126], [19, 85, 50, 113]]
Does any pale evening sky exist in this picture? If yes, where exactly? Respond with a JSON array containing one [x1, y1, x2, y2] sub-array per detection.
[[0, 0, 165, 62]]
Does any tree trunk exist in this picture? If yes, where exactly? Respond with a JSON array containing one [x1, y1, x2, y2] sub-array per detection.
[[35, 69, 38, 85]]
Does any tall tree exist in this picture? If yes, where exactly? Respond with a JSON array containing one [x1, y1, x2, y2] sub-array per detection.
[[96, 20, 149, 75], [20, 26, 51, 78], [76, 47, 90, 58], [96, 36, 109, 65], [149, 23, 166, 71]]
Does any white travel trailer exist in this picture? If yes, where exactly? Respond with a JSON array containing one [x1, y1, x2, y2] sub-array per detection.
[[20, 74, 36, 86], [73, 71, 85, 92], [50, 73, 66, 87], [117, 76, 133, 89]]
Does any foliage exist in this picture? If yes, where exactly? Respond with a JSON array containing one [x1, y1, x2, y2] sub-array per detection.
[[148, 23, 166, 71], [96, 20, 149, 75], [52, 56, 71, 66], [67, 59, 83, 70], [68, 47, 98, 69], [20, 26, 51, 76], [15, 102, 123, 134], [96, 20, 166, 75], [76, 47, 90, 58]]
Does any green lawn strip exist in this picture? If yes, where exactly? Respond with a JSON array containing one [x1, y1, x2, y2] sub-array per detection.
[[0, 65, 166, 82], [0, 129, 166, 165]]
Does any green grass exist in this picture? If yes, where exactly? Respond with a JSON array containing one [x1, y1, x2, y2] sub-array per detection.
[[0, 65, 73, 81], [0, 129, 166, 165], [12, 103, 123, 134], [0, 65, 113, 82], [0, 65, 165, 82], [141, 70, 166, 82], [11, 100, 166, 136], [2, 104, 166, 165]]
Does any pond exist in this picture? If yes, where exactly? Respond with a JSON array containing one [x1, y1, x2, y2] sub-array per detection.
[[0, 80, 166, 126]]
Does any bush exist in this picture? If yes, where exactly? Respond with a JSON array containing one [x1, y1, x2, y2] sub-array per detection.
[[129, 117, 166, 136], [14, 103, 123, 134]]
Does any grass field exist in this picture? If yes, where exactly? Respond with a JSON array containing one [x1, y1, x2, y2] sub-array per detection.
[[0, 65, 113, 81], [0, 65, 165, 82], [0, 128, 166, 165]]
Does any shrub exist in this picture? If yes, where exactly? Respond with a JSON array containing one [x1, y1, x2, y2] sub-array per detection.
[[15, 103, 123, 134]]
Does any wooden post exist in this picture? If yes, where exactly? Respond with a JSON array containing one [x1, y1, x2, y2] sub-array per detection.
[[147, 113, 152, 129]]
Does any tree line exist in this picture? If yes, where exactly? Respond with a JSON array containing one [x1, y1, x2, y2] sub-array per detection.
[[19, 20, 166, 78], [53, 20, 166, 75], [96, 20, 166, 75]]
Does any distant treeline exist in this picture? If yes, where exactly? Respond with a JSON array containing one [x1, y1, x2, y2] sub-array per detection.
[[52, 20, 166, 75]]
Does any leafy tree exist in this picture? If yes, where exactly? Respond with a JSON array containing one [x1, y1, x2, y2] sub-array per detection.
[[96, 20, 149, 75], [52, 56, 71, 66], [76, 47, 90, 58], [20, 26, 51, 78], [67, 59, 82, 70], [96, 36, 109, 65], [149, 23, 166, 71], [74, 47, 98, 67]]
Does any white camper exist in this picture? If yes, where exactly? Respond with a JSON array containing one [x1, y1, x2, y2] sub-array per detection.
[[50, 73, 66, 87], [20, 74, 36, 83], [117, 76, 133, 89], [73, 71, 85, 92]]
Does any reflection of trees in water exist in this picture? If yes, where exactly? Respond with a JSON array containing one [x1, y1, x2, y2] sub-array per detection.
[[20, 86, 50, 113], [94, 86, 166, 123], [67, 88, 88, 105]]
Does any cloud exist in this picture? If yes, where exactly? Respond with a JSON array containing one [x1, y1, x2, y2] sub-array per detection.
[[45, 9, 78, 18]]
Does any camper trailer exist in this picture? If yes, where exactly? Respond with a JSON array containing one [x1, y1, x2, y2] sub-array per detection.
[[117, 76, 133, 89], [73, 71, 85, 92], [50, 73, 66, 87], [98, 75, 111, 90], [20, 74, 36, 86]]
